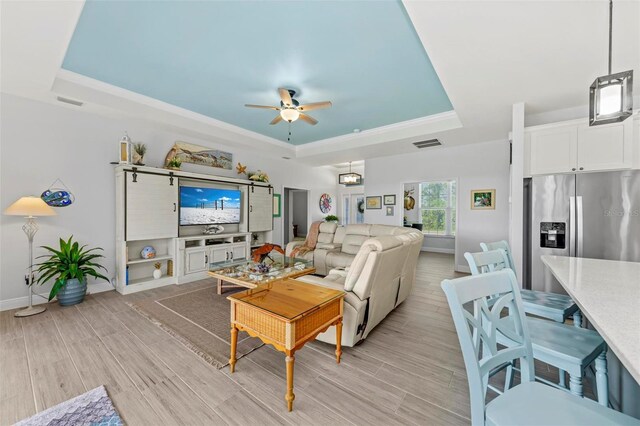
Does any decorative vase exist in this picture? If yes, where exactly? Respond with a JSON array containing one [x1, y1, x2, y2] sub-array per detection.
[[153, 269, 162, 280], [57, 278, 87, 306]]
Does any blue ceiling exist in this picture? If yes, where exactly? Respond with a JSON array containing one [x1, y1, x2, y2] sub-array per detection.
[[62, 0, 453, 145]]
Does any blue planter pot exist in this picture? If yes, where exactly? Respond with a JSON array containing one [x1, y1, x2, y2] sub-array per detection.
[[57, 278, 87, 306]]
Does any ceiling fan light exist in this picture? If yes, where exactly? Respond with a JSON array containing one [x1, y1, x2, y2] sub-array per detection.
[[589, 70, 633, 126], [280, 108, 300, 122]]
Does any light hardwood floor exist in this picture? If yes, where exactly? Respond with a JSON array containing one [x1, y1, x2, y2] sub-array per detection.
[[0, 253, 577, 425]]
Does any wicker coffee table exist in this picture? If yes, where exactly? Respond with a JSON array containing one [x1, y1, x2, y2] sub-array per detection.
[[208, 253, 315, 295], [227, 279, 344, 411]]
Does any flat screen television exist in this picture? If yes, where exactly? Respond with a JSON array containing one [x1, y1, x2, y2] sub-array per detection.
[[179, 186, 241, 226]]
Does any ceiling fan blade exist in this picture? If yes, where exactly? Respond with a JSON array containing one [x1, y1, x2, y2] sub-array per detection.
[[278, 88, 293, 107], [298, 113, 318, 125], [245, 104, 280, 110], [270, 114, 283, 125], [297, 101, 332, 112]]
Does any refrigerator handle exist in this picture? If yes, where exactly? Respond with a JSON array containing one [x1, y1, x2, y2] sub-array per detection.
[[576, 196, 584, 258], [569, 196, 576, 257]]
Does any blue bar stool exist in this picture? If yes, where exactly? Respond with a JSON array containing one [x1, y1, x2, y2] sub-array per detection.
[[440, 270, 637, 425], [480, 241, 582, 327], [464, 250, 609, 406]]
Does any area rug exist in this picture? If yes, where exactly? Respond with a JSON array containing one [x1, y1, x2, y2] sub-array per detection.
[[128, 287, 263, 369], [16, 385, 122, 426]]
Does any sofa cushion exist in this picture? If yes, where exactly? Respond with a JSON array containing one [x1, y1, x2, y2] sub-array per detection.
[[317, 222, 338, 244], [342, 234, 369, 254], [325, 251, 355, 270], [370, 224, 399, 237], [345, 224, 372, 236], [297, 274, 345, 291], [333, 226, 347, 244], [345, 236, 404, 295]]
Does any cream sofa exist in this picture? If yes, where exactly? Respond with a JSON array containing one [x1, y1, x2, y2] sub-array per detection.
[[296, 225, 423, 347], [285, 222, 340, 275], [286, 223, 420, 276]]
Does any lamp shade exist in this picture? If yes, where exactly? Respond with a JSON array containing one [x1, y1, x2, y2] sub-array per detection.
[[280, 108, 300, 122], [4, 196, 56, 217]]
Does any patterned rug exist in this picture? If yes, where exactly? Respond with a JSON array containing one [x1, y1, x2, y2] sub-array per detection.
[[16, 386, 122, 426], [128, 286, 263, 369]]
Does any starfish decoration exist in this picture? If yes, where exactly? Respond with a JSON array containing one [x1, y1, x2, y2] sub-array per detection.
[[236, 162, 247, 175]]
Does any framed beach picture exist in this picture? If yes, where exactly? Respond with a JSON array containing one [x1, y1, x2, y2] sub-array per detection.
[[383, 194, 396, 205], [273, 193, 281, 217], [471, 189, 496, 210], [366, 196, 382, 209]]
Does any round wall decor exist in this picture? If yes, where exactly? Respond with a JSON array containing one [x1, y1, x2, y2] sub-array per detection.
[[319, 193, 332, 214]]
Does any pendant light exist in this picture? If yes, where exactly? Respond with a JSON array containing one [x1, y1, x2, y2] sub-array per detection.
[[339, 162, 362, 186], [589, 0, 633, 126]]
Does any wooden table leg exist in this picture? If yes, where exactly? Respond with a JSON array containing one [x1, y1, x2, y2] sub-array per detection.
[[229, 325, 238, 373], [285, 352, 295, 412], [335, 318, 343, 364], [217, 278, 223, 295]]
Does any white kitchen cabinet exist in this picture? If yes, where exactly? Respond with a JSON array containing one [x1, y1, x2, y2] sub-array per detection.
[[248, 185, 273, 232], [126, 172, 178, 241], [577, 122, 631, 171], [527, 119, 633, 176], [529, 125, 577, 175]]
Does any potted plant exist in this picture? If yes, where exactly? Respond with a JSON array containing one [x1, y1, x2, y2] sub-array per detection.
[[166, 157, 182, 170], [35, 236, 109, 306], [325, 214, 339, 223], [132, 142, 147, 165]]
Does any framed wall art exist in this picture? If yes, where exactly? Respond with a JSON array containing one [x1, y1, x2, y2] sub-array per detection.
[[383, 194, 396, 205], [366, 196, 382, 209], [273, 193, 281, 217], [471, 189, 496, 210]]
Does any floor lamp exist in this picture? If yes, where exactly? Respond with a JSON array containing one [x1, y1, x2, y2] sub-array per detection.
[[4, 196, 56, 317]]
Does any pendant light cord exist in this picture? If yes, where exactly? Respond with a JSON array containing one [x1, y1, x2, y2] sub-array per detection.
[[608, 0, 613, 74]]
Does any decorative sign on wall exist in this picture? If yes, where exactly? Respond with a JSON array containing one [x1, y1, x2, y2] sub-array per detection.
[[164, 141, 232, 170], [366, 196, 382, 209], [471, 189, 496, 210], [273, 194, 281, 217], [319, 193, 332, 214], [41, 178, 75, 207]]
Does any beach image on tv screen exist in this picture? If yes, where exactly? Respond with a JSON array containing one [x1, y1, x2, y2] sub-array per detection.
[[180, 187, 241, 225]]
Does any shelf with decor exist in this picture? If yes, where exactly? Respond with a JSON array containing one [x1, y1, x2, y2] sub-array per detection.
[[114, 165, 274, 294]]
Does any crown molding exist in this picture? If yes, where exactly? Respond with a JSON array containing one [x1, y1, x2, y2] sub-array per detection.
[[295, 110, 462, 158], [53, 69, 295, 154]]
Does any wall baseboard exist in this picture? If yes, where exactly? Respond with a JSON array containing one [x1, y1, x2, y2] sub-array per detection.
[[456, 265, 471, 274], [421, 247, 455, 254], [0, 282, 115, 312]]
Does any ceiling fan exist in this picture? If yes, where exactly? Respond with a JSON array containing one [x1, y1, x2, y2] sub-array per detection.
[[245, 88, 332, 126]]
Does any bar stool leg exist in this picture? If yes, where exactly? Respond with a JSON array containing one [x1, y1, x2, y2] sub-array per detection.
[[573, 310, 582, 328], [569, 374, 584, 398], [595, 347, 609, 407]]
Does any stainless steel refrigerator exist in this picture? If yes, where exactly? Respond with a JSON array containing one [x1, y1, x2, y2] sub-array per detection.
[[526, 170, 640, 294]]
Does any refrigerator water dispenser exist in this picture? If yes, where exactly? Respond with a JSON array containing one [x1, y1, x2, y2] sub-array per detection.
[[540, 222, 566, 249]]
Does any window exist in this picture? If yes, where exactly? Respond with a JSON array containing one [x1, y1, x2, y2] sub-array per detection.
[[419, 180, 456, 236]]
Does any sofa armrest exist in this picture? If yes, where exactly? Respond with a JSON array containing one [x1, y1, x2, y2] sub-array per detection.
[[316, 242, 342, 250], [328, 267, 348, 277], [285, 240, 305, 256]]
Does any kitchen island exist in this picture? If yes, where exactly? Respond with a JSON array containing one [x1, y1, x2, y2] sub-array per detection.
[[541, 255, 640, 384]]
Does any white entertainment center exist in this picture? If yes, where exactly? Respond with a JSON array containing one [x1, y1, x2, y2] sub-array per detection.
[[114, 165, 274, 295]]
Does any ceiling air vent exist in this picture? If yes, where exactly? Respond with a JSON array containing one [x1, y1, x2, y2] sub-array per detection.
[[56, 96, 83, 107], [413, 138, 441, 149]]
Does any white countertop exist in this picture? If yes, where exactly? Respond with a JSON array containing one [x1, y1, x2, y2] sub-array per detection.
[[541, 255, 640, 384]]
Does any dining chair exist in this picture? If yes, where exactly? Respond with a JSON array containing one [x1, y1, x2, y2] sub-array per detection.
[[441, 270, 638, 425], [464, 250, 608, 406], [480, 240, 582, 327]]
